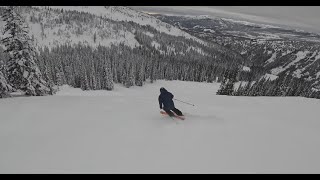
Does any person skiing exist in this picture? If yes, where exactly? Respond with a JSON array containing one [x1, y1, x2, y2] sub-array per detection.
[[158, 87, 183, 117]]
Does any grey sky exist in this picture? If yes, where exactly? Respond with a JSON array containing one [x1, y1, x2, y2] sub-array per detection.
[[130, 6, 320, 34]]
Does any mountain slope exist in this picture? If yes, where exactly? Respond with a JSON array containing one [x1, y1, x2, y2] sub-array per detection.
[[0, 7, 203, 53], [153, 14, 320, 88], [0, 6, 246, 65], [47, 6, 206, 45]]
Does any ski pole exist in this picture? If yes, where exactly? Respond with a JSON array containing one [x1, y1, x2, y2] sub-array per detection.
[[173, 98, 195, 106]]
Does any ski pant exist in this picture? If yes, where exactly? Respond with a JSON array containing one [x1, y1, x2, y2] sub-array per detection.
[[164, 108, 183, 117]]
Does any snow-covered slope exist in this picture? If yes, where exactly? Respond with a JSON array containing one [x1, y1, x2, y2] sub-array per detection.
[[44, 6, 206, 45], [0, 7, 139, 49], [1, 80, 320, 173], [0, 6, 211, 58]]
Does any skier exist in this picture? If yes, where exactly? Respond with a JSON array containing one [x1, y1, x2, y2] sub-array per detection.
[[158, 87, 183, 117]]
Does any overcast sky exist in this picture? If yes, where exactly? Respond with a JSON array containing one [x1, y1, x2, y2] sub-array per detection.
[[130, 6, 320, 34]]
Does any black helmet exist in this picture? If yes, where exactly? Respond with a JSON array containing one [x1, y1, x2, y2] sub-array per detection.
[[160, 87, 167, 93]]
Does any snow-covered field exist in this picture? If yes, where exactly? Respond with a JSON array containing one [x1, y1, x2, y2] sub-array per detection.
[[1, 80, 320, 173]]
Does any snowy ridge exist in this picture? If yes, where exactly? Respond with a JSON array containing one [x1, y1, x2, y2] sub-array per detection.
[[220, 17, 282, 29], [46, 6, 207, 45]]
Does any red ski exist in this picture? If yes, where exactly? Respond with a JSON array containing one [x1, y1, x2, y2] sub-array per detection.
[[160, 110, 185, 120]]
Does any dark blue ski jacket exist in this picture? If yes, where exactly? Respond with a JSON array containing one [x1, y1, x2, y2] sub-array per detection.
[[158, 88, 175, 110]]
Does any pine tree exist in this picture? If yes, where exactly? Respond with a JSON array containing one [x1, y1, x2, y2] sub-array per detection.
[[82, 70, 90, 90], [0, 71, 12, 98], [216, 69, 236, 95], [286, 77, 297, 96], [233, 81, 243, 96], [216, 69, 228, 95], [294, 81, 304, 97], [261, 79, 270, 96], [251, 77, 266, 96], [93, 32, 97, 43], [103, 61, 114, 90], [243, 80, 253, 96], [55, 67, 64, 86], [150, 61, 155, 83], [43, 66, 55, 95], [112, 60, 118, 84], [152, 60, 158, 82], [272, 80, 282, 96], [135, 62, 145, 86], [1, 6, 51, 96], [90, 60, 97, 90], [120, 68, 127, 86], [309, 90, 317, 99], [225, 70, 237, 95], [125, 63, 135, 88], [300, 81, 312, 98]]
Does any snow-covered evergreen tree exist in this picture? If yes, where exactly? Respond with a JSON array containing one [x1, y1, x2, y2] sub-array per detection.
[[150, 62, 155, 83], [216, 69, 228, 95], [93, 32, 97, 43], [1, 6, 51, 96], [82, 70, 90, 90], [125, 63, 135, 88], [233, 81, 243, 96], [217, 69, 236, 95], [55, 68, 64, 87], [90, 60, 97, 90], [0, 71, 12, 98], [103, 62, 114, 90], [0, 58, 12, 97], [43, 66, 55, 95], [112, 60, 118, 84], [135, 62, 144, 86]]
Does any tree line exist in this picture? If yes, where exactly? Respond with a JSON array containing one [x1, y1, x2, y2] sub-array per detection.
[[217, 69, 320, 99]]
